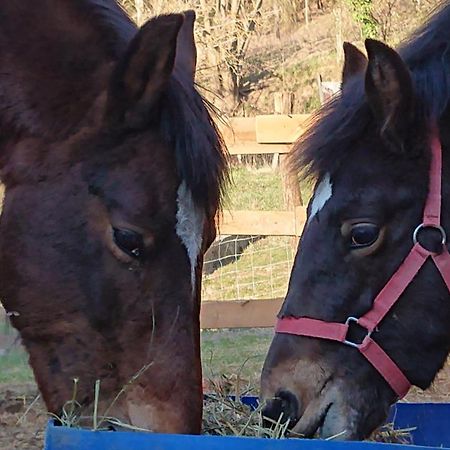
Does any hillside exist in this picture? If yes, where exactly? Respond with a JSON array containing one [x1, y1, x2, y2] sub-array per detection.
[[240, 0, 437, 115], [120, 0, 439, 116]]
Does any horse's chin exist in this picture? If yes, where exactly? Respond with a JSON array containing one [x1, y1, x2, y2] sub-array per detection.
[[289, 401, 361, 440], [317, 402, 356, 440], [288, 384, 390, 441]]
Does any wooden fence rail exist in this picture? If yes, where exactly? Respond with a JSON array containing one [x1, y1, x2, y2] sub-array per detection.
[[218, 206, 306, 237], [200, 298, 283, 329], [221, 114, 310, 154]]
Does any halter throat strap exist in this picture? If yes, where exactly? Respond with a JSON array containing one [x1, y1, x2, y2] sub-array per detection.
[[276, 126, 450, 399]]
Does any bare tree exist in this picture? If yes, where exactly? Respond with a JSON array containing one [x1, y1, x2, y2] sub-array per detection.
[[118, 0, 263, 114], [197, 0, 264, 113], [372, 0, 398, 41]]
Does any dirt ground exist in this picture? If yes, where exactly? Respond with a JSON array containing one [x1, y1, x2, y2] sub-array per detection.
[[0, 384, 46, 450], [1, 367, 450, 450]]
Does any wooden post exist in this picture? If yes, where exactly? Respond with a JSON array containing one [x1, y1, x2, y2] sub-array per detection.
[[273, 92, 303, 209], [273, 92, 294, 115], [273, 92, 303, 249], [334, 4, 343, 63], [317, 74, 324, 105], [280, 159, 303, 208], [273, 92, 294, 170], [271, 153, 279, 170]]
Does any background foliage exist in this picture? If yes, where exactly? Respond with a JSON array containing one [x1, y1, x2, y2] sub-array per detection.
[[119, 0, 436, 115]]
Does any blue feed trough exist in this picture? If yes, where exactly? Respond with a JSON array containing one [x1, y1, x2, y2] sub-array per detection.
[[44, 398, 450, 450]]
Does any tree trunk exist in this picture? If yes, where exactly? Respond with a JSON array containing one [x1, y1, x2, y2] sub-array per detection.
[[221, 66, 240, 113]]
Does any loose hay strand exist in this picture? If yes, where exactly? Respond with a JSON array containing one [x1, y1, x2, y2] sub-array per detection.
[[371, 423, 416, 444], [49, 378, 82, 428], [16, 393, 41, 425], [93, 379, 101, 431]]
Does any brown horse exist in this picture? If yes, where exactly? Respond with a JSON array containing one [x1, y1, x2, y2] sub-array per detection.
[[261, 2, 450, 441], [0, 1, 227, 434]]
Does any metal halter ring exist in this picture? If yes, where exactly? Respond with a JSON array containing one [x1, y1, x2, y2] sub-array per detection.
[[412, 223, 447, 247]]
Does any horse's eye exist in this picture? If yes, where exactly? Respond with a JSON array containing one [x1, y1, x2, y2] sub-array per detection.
[[350, 223, 380, 248], [112, 228, 145, 259]]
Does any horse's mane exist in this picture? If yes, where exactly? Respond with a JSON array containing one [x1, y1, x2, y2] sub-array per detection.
[[292, 1, 450, 179]]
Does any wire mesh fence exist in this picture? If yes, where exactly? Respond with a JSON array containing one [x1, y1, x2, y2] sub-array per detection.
[[202, 235, 297, 301]]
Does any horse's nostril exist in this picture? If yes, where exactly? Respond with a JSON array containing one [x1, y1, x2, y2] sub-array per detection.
[[278, 390, 300, 423], [262, 390, 300, 427], [262, 397, 283, 426]]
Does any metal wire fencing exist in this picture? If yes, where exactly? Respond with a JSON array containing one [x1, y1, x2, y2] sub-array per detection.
[[202, 235, 297, 301]]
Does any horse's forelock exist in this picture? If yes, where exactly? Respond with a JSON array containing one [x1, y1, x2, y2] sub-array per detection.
[[160, 77, 228, 217], [290, 78, 369, 180]]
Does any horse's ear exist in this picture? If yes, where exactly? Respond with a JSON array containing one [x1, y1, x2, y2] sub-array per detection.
[[105, 14, 184, 128], [342, 42, 367, 89], [174, 10, 197, 84], [364, 39, 415, 152]]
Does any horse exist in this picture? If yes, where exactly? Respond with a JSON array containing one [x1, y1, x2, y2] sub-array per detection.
[[261, 3, 450, 440], [0, 1, 227, 434]]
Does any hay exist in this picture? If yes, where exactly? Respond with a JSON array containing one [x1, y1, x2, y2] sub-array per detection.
[[202, 391, 295, 438], [202, 375, 415, 443]]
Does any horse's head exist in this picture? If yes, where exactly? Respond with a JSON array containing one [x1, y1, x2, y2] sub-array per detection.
[[261, 34, 450, 439], [0, 6, 226, 434]]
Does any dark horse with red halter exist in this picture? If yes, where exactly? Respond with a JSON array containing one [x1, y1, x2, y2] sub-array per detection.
[[0, 1, 227, 434], [261, 2, 450, 440]]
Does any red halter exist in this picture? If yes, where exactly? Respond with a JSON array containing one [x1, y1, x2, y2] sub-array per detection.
[[276, 126, 450, 399]]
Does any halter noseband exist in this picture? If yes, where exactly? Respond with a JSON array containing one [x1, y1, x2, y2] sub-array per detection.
[[276, 125, 450, 399]]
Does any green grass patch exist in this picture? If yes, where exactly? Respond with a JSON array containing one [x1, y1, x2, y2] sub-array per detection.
[[226, 166, 313, 211], [0, 347, 34, 384], [226, 166, 283, 211], [201, 328, 272, 386]]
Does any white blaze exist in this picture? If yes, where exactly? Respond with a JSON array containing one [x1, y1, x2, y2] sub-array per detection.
[[175, 182, 204, 290], [308, 173, 333, 224]]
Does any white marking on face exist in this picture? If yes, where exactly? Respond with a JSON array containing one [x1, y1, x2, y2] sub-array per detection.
[[175, 182, 204, 290], [308, 173, 333, 224]]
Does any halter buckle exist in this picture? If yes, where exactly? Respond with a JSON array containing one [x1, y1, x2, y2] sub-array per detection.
[[343, 317, 372, 348]]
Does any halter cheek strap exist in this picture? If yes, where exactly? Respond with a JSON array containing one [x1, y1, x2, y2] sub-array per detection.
[[276, 126, 450, 399]]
